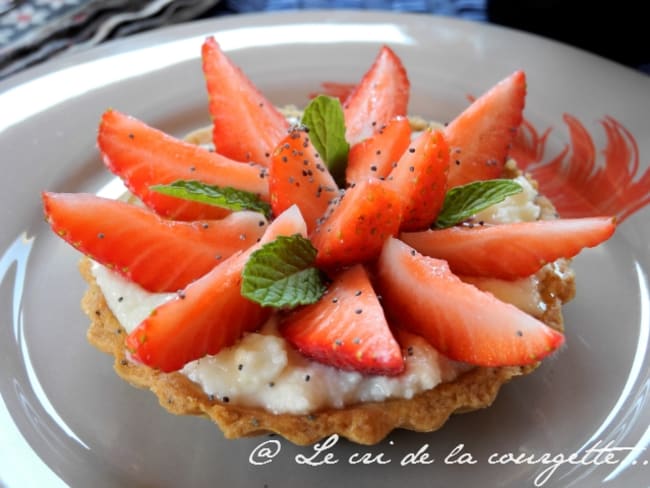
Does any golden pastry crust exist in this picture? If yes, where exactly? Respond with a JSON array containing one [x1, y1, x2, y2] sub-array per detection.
[[81, 118, 575, 446]]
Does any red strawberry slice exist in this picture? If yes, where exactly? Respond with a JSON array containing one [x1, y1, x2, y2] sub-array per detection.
[[445, 71, 526, 188], [346, 116, 411, 185], [343, 46, 410, 145], [386, 129, 450, 231], [43, 192, 268, 292], [310, 179, 402, 268], [125, 205, 307, 372], [281, 264, 404, 375], [98, 109, 269, 221], [202, 37, 289, 166], [401, 216, 616, 280], [376, 238, 565, 367], [269, 128, 339, 233]]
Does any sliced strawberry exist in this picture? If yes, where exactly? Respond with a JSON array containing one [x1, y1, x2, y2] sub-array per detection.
[[125, 206, 307, 372], [280, 264, 404, 375], [401, 216, 616, 280], [202, 37, 289, 166], [269, 128, 339, 233], [310, 179, 402, 268], [376, 238, 565, 367], [445, 71, 526, 188], [343, 46, 410, 145], [98, 109, 269, 221], [43, 192, 268, 292], [386, 129, 450, 231], [346, 116, 411, 185]]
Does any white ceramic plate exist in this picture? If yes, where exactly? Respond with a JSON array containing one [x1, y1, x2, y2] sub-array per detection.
[[1, 10, 649, 488]]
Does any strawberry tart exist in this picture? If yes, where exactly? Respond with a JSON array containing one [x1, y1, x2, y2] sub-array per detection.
[[43, 39, 615, 445]]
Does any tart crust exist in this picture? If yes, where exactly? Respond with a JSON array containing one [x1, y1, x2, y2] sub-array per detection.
[[81, 119, 575, 446]]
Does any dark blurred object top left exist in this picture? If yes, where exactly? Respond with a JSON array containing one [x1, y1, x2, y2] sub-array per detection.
[[0, 0, 488, 81], [0, 0, 222, 80]]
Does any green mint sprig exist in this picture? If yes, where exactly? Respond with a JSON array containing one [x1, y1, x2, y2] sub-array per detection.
[[434, 179, 523, 228], [241, 234, 326, 308], [301, 95, 349, 186], [150, 180, 271, 218]]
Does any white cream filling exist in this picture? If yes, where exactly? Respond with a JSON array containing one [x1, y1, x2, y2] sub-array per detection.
[[92, 261, 175, 331], [182, 321, 463, 415]]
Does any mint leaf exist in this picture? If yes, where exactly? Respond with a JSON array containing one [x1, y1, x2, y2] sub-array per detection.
[[150, 180, 271, 218], [301, 95, 349, 186], [241, 235, 326, 308], [435, 179, 523, 228]]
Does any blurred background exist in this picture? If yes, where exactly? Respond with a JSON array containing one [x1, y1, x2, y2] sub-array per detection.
[[0, 0, 647, 80]]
